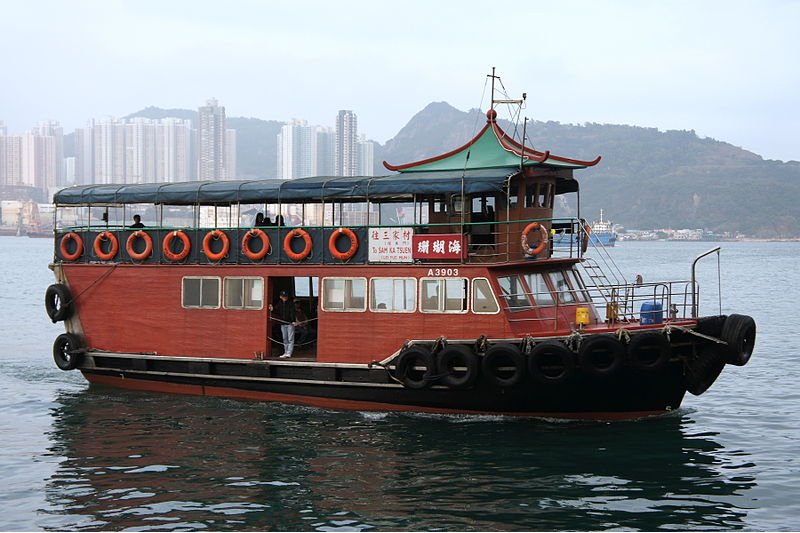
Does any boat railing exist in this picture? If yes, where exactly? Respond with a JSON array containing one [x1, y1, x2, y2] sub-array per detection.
[[53, 216, 595, 265], [582, 280, 697, 323]]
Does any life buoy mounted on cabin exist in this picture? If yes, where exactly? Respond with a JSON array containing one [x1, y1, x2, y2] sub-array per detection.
[[328, 227, 358, 261], [521, 222, 548, 258], [242, 229, 270, 261], [59, 232, 83, 261], [163, 230, 192, 262], [126, 230, 154, 261], [202, 229, 230, 262], [284, 228, 312, 261], [93, 231, 119, 261]]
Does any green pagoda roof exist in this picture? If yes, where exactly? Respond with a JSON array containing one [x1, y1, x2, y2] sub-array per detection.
[[383, 109, 601, 173]]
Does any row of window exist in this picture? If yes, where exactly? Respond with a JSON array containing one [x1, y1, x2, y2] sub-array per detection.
[[321, 277, 499, 314], [180, 276, 501, 314], [181, 270, 589, 314]]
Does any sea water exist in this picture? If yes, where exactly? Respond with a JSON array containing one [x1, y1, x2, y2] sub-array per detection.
[[1, 236, 799, 531]]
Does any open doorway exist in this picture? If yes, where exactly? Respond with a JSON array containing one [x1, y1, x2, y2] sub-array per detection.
[[268, 276, 319, 360]]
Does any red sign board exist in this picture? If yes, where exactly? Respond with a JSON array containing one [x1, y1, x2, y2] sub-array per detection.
[[412, 234, 465, 260]]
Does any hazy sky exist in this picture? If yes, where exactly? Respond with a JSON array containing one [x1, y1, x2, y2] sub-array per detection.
[[1, 0, 798, 161]]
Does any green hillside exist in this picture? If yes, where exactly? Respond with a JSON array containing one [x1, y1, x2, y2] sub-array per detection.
[[381, 103, 800, 237]]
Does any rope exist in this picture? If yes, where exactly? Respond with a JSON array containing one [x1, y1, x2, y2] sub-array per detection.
[[65, 263, 119, 307], [661, 324, 728, 345], [614, 327, 631, 344], [565, 330, 583, 351]]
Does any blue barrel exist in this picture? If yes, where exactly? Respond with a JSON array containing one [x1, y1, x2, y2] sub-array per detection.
[[640, 301, 664, 325]]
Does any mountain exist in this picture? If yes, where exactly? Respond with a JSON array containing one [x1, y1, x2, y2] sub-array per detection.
[[381, 103, 800, 238]]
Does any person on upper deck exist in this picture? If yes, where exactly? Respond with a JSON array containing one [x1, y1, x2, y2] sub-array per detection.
[[130, 215, 144, 229]]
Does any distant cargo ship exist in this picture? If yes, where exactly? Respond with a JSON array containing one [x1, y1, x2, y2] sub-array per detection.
[[553, 209, 617, 248]]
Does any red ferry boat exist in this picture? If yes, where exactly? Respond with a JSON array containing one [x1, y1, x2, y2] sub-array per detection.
[[44, 86, 756, 419]]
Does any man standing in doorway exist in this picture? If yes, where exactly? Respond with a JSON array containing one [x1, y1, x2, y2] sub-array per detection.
[[269, 291, 296, 358]]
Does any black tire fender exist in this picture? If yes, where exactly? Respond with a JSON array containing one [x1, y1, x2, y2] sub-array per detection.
[[437, 345, 479, 389], [528, 340, 575, 384], [395, 346, 436, 389], [53, 333, 84, 371], [482, 343, 525, 388], [628, 332, 671, 372], [685, 345, 726, 396], [45, 283, 73, 323], [721, 314, 756, 366], [578, 334, 625, 377]]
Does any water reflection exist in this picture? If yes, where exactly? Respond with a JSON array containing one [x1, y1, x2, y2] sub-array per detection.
[[42, 386, 756, 531]]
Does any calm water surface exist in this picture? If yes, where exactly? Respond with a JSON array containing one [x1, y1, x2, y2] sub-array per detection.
[[1, 237, 798, 531]]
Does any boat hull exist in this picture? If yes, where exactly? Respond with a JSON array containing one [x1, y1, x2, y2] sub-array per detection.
[[77, 351, 688, 420]]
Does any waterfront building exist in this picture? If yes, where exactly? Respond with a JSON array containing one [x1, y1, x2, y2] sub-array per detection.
[[198, 98, 227, 180], [335, 110, 358, 176]]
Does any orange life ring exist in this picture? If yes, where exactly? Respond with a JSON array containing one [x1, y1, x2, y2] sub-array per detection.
[[329, 227, 358, 261], [203, 229, 230, 261], [162, 230, 191, 262], [242, 228, 270, 261], [93, 231, 118, 261], [126, 230, 153, 261], [283, 228, 312, 261], [59, 232, 83, 261], [521, 222, 548, 257]]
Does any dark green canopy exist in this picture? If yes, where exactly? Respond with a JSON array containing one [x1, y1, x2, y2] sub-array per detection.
[[53, 169, 530, 206]]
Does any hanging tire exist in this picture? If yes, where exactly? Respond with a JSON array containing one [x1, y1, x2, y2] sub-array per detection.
[[578, 334, 625, 377], [482, 343, 525, 388], [628, 332, 671, 372], [53, 333, 84, 371], [395, 346, 436, 389], [720, 314, 756, 366], [685, 346, 726, 396], [45, 283, 73, 323], [437, 345, 479, 389], [528, 340, 574, 384]]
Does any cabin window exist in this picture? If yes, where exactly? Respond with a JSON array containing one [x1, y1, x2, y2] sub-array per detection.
[[523, 273, 555, 307], [321, 277, 367, 312], [497, 275, 532, 311], [551, 271, 580, 304], [566, 269, 592, 303], [420, 278, 468, 313], [472, 278, 500, 314], [182, 277, 220, 309], [525, 183, 539, 208], [223, 277, 264, 310], [370, 278, 416, 312]]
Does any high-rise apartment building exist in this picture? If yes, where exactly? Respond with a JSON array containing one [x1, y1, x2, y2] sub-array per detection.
[[357, 136, 375, 176], [277, 121, 336, 180], [75, 117, 193, 185], [0, 122, 60, 193], [198, 98, 227, 180], [335, 110, 358, 177]]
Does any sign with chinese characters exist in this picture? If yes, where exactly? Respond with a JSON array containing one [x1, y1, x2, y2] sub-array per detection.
[[368, 227, 413, 263], [412, 234, 465, 260]]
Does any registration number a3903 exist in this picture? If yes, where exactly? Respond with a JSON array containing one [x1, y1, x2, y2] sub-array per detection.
[[427, 268, 459, 277]]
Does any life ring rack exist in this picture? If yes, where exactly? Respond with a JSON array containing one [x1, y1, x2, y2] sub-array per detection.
[[163, 230, 192, 262], [329, 227, 358, 261], [242, 228, 270, 261], [59, 232, 84, 261], [93, 231, 119, 261], [284, 228, 312, 261], [521, 222, 548, 257], [126, 230, 154, 261], [203, 229, 230, 262]]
